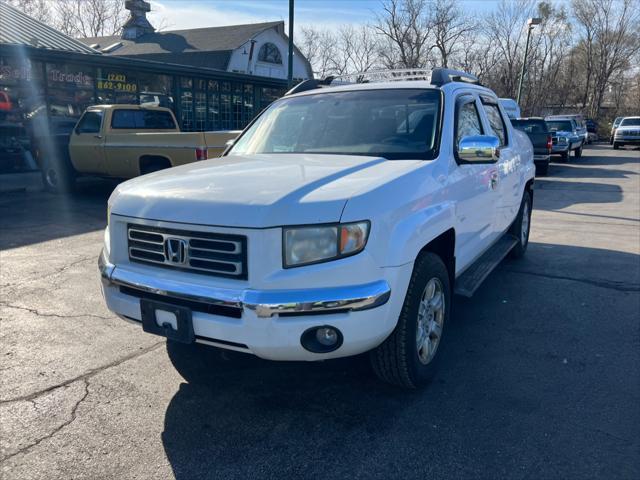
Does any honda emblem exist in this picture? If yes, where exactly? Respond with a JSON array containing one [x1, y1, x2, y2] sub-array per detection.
[[165, 238, 187, 264]]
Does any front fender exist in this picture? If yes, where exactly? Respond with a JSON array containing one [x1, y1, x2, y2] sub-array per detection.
[[384, 201, 456, 266]]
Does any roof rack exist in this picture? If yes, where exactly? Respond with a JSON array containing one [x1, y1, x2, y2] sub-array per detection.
[[285, 67, 480, 96]]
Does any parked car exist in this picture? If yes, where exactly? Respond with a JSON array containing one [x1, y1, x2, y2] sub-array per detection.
[[545, 117, 584, 161], [610, 116, 624, 144], [511, 118, 552, 176], [613, 116, 640, 149], [499, 98, 521, 119], [546, 114, 588, 145], [40, 105, 240, 193], [585, 118, 599, 143], [99, 68, 536, 389]]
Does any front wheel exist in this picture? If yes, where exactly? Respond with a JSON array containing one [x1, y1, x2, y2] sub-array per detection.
[[574, 144, 583, 158], [509, 190, 532, 259], [613, 142, 620, 150], [370, 252, 450, 389], [41, 152, 76, 193]]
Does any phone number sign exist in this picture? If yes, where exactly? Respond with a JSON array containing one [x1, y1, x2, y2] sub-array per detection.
[[97, 73, 137, 93]]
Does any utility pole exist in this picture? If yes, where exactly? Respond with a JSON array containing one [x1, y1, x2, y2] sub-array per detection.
[[287, 0, 294, 88], [516, 17, 541, 107]]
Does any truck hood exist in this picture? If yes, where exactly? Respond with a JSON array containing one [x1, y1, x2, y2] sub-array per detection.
[[109, 153, 421, 228]]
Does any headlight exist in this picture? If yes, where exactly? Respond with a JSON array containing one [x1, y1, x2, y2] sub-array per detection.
[[283, 221, 370, 268]]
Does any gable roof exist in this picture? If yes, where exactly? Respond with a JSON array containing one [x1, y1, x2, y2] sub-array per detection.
[[0, 2, 99, 55], [79, 21, 284, 57]]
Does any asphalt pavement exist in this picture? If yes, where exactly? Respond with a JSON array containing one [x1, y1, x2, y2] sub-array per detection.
[[1, 145, 638, 479]]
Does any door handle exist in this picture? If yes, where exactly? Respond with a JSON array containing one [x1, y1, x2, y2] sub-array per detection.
[[490, 170, 499, 190], [94, 135, 103, 139]]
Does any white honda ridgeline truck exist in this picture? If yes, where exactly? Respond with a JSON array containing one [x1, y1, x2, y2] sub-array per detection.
[[99, 68, 535, 389]]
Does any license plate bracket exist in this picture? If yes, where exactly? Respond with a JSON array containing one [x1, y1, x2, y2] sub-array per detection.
[[140, 299, 194, 344]]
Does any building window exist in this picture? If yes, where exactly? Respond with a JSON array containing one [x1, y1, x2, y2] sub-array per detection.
[[243, 84, 254, 124], [232, 83, 243, 129], [220, 82, 231, 130], [207, 80, 219, 130], [178, 76, 193, 131], [138, 72, 173, 109], [258, 43, 282, 64], [95, 68, 138, 104]]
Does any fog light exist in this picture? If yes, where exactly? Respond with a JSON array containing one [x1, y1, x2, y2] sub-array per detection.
[[300, 326, 343, 353], [316, 327, 338, 346]]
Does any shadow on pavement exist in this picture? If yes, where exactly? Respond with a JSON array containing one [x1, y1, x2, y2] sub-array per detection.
[[161, 243, 639, 479], [533, 179, 623, 210], [0, 177, 119, 250]]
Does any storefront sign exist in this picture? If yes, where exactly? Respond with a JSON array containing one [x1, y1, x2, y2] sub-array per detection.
[[49, 68, 93, 87], [97, 72, 137, 93], [0, 63, 34, 82]]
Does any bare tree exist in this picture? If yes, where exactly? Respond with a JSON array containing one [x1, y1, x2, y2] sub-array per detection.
[[298, 26, 338, 78], [5, 0, 50, 24], [54, 0, 129, 38], [375, 0, 434, 69], [572, 0, 640, 117], [431, 0, 476, 68]]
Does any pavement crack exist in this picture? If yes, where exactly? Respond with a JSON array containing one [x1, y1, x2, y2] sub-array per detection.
[[0, 380, 90, 464], [0, 255, 96, 290], [0, 341, 164, 405], [0, 302, 113, 321], [503, 269, 640, 292]]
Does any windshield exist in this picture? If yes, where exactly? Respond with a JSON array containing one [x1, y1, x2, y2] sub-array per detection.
[[229, 89, 441, 160], [620, 118, 640, 126], [547, 120, 573, 132]]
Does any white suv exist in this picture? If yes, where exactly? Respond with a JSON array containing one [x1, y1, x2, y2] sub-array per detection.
[[99, 68, 535, 388]]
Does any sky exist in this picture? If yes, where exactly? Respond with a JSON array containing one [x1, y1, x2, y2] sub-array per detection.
[[148, 0, 504, 31]]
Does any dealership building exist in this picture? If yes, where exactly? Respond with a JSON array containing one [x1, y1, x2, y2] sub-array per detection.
[[0, 1, 312, 174]]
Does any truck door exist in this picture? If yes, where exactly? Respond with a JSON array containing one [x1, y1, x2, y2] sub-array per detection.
[[69, 110, 106, 174], [479, 97, 521, 233], [450, 94, 500, 272]]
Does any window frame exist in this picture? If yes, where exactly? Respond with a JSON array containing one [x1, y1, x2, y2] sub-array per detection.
[[480, 96, 509, 147], [74, 109, 103, 134], [453, 93, 488, 165]]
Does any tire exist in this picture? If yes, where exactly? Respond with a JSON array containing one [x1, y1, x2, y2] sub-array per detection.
[[574, 144, 583, 158], [613, 142, 620, 150], [560, 150, 569, 162], [370, 252, 450, 389], [536, 162, 549, 176], [40, 151, 76, 193], [140, 157, 171, 176], [509, 190, 532, 259]]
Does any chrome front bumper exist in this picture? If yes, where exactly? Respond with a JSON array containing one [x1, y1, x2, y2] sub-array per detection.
[[99, 250, 391, 318]]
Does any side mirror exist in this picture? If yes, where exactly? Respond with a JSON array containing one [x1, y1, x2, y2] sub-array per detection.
[[457, 135, 500, 163]]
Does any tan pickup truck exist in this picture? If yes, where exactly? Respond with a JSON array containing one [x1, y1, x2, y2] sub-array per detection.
[[39, 105, 239, 192]]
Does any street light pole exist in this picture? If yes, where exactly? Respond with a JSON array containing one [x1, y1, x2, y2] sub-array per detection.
[[516, 17, 541, 107], [287, 0, 294, 88]]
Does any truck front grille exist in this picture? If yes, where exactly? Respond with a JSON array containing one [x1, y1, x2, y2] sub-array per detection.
[[127, 224, 247, 280]]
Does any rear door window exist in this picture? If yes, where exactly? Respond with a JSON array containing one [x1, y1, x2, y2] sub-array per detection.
[[111, 110, 176, 129]]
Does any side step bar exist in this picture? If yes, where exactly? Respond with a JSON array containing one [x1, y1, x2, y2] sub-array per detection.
[[454, 235, 519, 297]]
